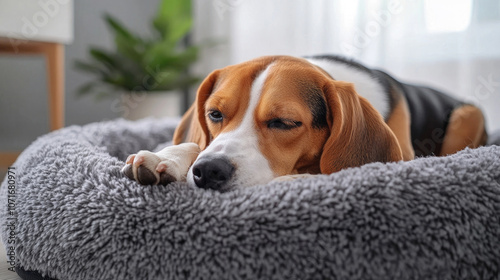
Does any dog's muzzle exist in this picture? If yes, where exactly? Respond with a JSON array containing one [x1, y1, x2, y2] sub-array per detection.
[[191, 156, 235, 190]]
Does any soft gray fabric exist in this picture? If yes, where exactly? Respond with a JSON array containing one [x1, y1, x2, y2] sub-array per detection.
[[1, 118, 500, 280]]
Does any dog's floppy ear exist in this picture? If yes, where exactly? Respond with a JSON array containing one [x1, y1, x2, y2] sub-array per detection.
[[320, 81, 403, 173], [173, 70, 220, 150]]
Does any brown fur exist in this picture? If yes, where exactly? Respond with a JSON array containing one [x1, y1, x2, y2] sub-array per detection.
[[174, 57, 276, 148], [172, 70, 220, 149], [256, 59, 330, 176], [386, 97, 415, 160], [172, 56, 488, 178], [440, 104, 487, 156], [174, 56, 404, 176], [319, 81, 403, 173]]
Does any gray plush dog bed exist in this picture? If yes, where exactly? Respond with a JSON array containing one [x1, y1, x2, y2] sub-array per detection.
[[1, 118, 500, 280]]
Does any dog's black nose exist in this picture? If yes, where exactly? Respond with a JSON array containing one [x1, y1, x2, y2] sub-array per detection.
[[192, 157, 234, 190]]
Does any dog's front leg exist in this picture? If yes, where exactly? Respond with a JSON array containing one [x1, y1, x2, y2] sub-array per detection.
[[122, 143, 201, 185]]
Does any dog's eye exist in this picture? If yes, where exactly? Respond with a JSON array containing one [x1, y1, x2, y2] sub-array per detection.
[[208, 110, 224, 123], [267, 118, 302, 130]]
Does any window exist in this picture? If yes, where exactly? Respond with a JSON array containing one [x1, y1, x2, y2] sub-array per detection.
[[424, 0, 473, 33]]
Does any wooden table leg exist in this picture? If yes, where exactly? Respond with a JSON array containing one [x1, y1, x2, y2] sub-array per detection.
[[42, 43, 65, 130], [0, 40, 65, 131], [0, 41, 65, 167]]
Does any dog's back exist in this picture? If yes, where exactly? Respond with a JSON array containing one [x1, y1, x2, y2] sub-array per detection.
[[307, 55, 487, 157]]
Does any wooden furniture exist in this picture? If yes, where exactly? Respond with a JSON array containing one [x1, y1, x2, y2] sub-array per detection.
[[0, 40, 65, 131], [0, 0, 73, 167]]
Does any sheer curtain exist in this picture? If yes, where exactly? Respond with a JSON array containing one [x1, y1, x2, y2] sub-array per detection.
[[193, 0, 500, 132]]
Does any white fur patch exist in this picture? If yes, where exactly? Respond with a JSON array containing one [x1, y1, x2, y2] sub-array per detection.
[[186, 65, 275, 189], [307, 58, 390, 119]]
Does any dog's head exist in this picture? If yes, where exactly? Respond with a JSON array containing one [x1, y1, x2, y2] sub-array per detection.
[[173, 56, 402, 191]]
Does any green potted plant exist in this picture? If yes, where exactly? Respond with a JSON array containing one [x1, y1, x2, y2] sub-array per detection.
[[75, 0, 199, 119]]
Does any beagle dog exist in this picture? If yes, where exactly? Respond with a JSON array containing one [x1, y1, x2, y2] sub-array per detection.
[[122, 55, 487, 191]]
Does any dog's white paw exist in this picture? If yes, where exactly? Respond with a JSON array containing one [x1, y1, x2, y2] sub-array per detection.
[[122, 151, 174, 185], [122, 143, 201, 186]]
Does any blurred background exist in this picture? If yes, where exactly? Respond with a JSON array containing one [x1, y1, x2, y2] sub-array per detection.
[[0, 0, 499, 159]]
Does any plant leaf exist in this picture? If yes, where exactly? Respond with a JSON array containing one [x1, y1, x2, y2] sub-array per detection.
[[153, 0, 192, 44], [89, 48, 121, 71], [73, 60, 106, 74], [74, 1, 200, 95], [104, 14, 145, 63], [75, 82, 99, 97], [104, 14, 139, 43], [143, 45, 198, 72]]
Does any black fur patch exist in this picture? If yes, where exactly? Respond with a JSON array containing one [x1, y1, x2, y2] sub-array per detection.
[[300, 83, 328, 129]]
